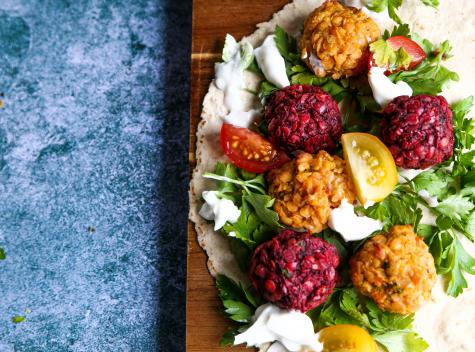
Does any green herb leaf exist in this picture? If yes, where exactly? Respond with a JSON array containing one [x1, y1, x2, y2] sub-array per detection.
[[370, 39, 411, 70], [0, 247, 5, 260], [216, 274, 260, 322], [223, 300, 253, 323], [274, 25, 299, 65], [373, 331, 429, 352], [437, 195, 475, 222], [390, 40, 459, 95], [420, 0, 439, 8], [244, 192, 281, 228], [259, 81, 279, 99], [411, 170, 452, 197], [220, 329, 238, 347]]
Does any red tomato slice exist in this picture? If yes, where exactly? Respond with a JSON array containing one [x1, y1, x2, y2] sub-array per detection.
[[220, 124, 290, 173], [387, 36, 427, 69]]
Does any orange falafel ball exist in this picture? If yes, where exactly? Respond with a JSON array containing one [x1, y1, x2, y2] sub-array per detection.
[[350, 225, 437, 314], [267, 151, 355, 234], [300, 0, 381, 79]]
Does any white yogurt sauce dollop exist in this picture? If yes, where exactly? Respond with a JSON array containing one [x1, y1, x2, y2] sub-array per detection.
[[215, 35, 259, 128], [199, 191, 241, 230], [234, 303, 323, 352], [254, 35, 290, 89], [329, 199, 383, 241], [368, 66, 413, 108]]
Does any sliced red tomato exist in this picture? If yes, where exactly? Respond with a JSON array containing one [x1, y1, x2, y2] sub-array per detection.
[[220, 123, 290, 173], [387, 36, 427, 69]]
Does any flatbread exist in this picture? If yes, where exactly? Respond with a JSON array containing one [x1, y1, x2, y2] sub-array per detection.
[[189, 1, 475, 351]]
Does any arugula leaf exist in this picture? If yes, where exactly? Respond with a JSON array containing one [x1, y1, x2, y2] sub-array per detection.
[[0, 247, 5, 260], [374, 331, 429, 352]]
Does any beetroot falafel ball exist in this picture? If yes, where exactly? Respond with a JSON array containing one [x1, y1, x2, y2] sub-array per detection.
[[264, 85, 343, 154], [249, 229, 339, 312], [381, 95, 454, 169]]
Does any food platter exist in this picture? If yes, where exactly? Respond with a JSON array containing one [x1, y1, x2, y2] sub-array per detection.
[[188, 1, 475, 351]]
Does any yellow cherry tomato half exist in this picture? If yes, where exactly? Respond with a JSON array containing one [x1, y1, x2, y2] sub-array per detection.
[[319, 324, 378, 352], [341, 133, 397, 204]]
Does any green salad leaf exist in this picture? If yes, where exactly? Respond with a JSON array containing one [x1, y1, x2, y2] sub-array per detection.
[[204, 162, 282, 270], [389, 39, 459, 95], [310, 288, 427, 352], [216, 274, 261, 345], [370, 39, 412, 70], [374, 331, 429, 352]]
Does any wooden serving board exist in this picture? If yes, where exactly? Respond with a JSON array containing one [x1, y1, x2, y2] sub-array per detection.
[[187, 1, 290, 351]]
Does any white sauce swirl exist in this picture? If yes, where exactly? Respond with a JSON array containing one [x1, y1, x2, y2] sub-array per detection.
[[199, 191, 241, 230], [234, 303, 323, 352], [214, 35, 259, 128], [368, 66, 413, 108], [329, 199, 383, 241], [254, 35, 290, 89]]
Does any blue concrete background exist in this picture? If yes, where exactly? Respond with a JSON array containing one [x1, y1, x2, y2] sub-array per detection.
[[0, 0, 190, 351]]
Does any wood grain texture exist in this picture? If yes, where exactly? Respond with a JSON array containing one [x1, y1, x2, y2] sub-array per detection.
[[187, 1, 290, 351]]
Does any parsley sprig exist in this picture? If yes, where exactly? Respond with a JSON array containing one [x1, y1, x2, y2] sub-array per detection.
[[216, 274, 262, 346], [204, 162, 282, 271]]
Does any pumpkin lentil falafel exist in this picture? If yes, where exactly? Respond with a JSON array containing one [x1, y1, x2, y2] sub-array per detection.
[[350, 225, 437, 314], [300, 0, 381, 79], [267, 151, 355, 233]]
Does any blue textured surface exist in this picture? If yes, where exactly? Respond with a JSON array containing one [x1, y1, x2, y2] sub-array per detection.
[[0, 0, 190, 351]]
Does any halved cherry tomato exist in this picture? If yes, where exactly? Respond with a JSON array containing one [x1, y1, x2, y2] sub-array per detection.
[[387, 36, 427, 69], [319, 324, 378, 352], [341, 133, 397, 204], [220, 124, 290, 173]]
